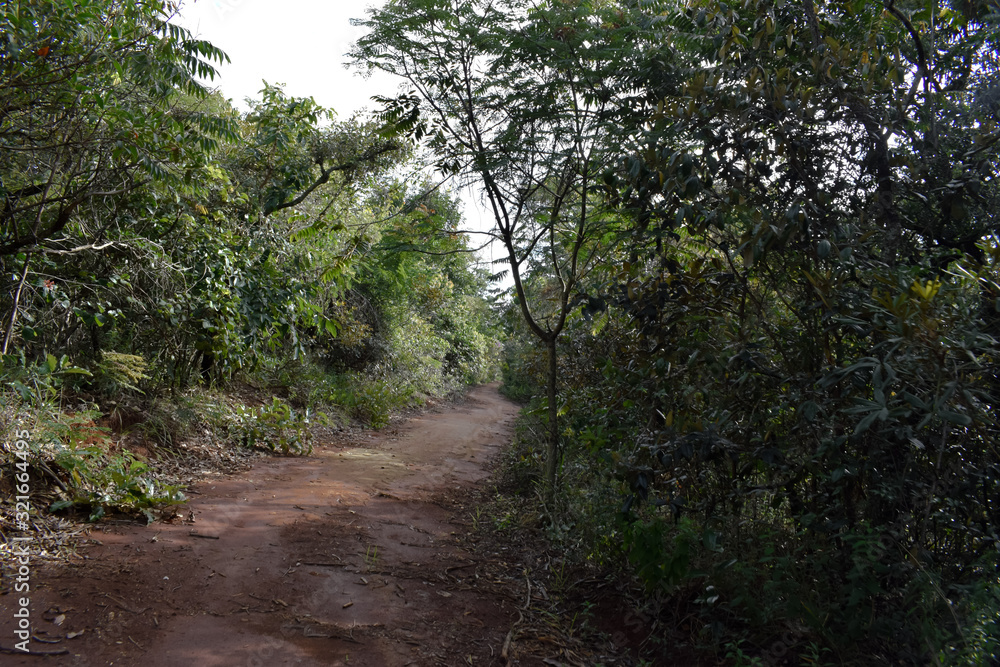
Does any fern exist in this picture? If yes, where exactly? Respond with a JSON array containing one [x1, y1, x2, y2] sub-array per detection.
[[97, 352, 151, 393]]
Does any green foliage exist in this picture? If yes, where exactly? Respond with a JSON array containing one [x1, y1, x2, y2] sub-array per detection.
[[50, 445, 186, 523], [625, 516, 695, 592], [0, 0, 233, 259], [0, 0, 500, 555], [237, 84, 403, 217], [0, 0, 497, 441], [491, 0, 1000, 661], [2, 352, 92, 405], [723, 642, 766, 667], [347, 376, 399, 430], [292, 368, 401, 430], [940, 574, 1000, 665], [539, 239, 999, 660], [93, 351, 151, 394], [498, 313, 544, 403], [303, 179, 502, 424], [11, 406, 188, 523], [234, 397, 313, 456]]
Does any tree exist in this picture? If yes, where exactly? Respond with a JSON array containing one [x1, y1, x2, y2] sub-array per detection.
[[575, 0, 1000, 658], [231, 83, 403, 220], [0, 0, 235, 353], [617, 0, 1000, 519], [132, 87, 411, 384], [352, 0, 633, 495]]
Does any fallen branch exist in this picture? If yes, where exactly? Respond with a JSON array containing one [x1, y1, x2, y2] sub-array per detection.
[[501, 610, 524, 665], [445, 561, 477, 573], [300, 561, 342, 567], [0, 643, 70, 656], [103, 593, 148, 614]]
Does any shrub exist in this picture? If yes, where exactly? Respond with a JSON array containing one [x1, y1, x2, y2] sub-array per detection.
[[233, 397, 314, 455]]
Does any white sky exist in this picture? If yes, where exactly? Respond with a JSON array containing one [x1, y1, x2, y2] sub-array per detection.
[[175, 0, 395, 116], [174, 0, 504, 282]]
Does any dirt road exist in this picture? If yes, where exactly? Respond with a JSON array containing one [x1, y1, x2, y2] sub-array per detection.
[[1, 384, 523, 666]]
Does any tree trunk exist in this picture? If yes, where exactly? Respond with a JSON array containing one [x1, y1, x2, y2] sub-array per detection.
[[2, 253, 32, 355], [544, 336, 559, 499]]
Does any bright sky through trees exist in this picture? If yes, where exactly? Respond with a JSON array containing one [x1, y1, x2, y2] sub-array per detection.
[[176, 0, 394, 116], [175, 0, 504, 278]]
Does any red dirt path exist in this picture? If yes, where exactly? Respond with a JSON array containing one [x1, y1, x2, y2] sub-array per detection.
[[1, 383, 528, 666]]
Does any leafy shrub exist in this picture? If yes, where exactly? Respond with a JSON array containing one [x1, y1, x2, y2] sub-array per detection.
[[50, 446, 186, 523], [16, 407, 188, 523], [92, 351, 151, 394], [2, 352, 92, 405], [940, 573, 1000, 666], [625, 516, 698, 592], [350, 375, 401, 429], [234, 397, 314, 455], [499, 233, 1000, 663]]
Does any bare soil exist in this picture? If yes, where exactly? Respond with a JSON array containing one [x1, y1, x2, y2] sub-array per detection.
[[0, 383, 545, 666]]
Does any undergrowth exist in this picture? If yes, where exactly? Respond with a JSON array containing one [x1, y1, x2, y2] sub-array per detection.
[[469, 407, 670, 666], [489, 386, 1000, 667], [0, 343, 488, 532], [2, 400, 186, 524]]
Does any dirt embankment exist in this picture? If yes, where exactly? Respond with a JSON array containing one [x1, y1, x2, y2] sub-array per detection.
[[1, 383, 525, 666]]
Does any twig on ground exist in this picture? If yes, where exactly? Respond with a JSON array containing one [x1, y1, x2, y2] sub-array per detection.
[[523, 569, 532, 611], [501, 610, 524, 664], [103, 593, 148, 614], [0, 643, 70, 656]]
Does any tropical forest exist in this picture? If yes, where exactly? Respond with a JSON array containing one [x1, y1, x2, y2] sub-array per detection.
[[1, 0, 998, 665]]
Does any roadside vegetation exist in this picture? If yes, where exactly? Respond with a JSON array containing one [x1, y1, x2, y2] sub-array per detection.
[[0, 1, 499, 531], [355, 0, 1000, 663]]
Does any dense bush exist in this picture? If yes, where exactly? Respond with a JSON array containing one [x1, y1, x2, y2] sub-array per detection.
[[493, 0, 1000, 662]]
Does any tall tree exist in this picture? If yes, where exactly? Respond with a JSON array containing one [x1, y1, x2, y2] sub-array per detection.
[[352, 0, 631, 494], [590, 0, 1000, 656]]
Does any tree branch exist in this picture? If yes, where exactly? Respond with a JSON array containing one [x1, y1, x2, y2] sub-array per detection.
[[265, 142, 401, 215], [885, 0, 930, 111]]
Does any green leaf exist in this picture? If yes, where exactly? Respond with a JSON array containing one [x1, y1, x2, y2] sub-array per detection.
[[854, 410, 880, 435], [939, 410, 972, 426], [902, 392, 928, 410], [60, 368, 93, 376]]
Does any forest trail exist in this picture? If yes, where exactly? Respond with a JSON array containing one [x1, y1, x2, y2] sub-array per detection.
[[2, 384, 523, 666]]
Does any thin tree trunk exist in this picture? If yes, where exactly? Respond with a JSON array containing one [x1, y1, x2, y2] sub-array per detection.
[[545, 336, 559, 499], [2, 253, 32, 355]]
